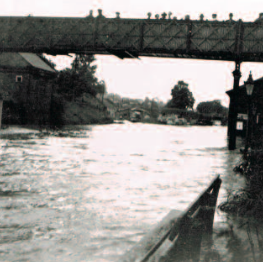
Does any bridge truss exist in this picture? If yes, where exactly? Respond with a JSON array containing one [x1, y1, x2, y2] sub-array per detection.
[[0, 14, 263, 62]]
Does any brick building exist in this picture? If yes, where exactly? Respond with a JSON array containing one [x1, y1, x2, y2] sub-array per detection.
[[0, 52, 57, 126]]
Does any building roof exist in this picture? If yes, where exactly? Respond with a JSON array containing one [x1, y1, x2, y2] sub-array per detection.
[[0, 52, 56, 73], [19, 53, 55, 73]]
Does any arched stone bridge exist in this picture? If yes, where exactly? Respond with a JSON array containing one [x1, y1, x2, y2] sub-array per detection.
[[116, 107, 151, 120]]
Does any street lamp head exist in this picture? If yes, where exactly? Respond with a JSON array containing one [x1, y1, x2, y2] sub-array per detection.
[[245, 71, 254, 96]]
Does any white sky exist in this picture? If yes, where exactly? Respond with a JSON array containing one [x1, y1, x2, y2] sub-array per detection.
[[3, 0, 263, 107]]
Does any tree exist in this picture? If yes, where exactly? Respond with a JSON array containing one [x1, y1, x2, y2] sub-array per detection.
[[196, 100, 228, 116], [95, 80, 107, 102], [95, 80, 106, 94], [151, 99, 160, 118], [107, 93, 122, 103], [142, 97, 151, 110], [56, 54, 99, 100], [166, 81, 195, 110]]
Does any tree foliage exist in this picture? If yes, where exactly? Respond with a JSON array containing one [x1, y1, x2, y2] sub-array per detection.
[[150, 99, 161, 118], [56, 55, 104, 100], [141, 97, 164, 118], [106, 93, 122, 103], [94, 80, 106, 95], [196, 100, 228, 116], [166, 81, 195, 110], [142, 97, 151, 109]]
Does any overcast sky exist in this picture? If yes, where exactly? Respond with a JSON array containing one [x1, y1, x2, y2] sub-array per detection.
[[3, 0, 263, 106]]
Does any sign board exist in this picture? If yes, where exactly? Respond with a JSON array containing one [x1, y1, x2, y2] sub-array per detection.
[[237, 113, 248, 120], [236, 121, 243, 130]]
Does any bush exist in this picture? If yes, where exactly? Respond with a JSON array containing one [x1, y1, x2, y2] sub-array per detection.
[[219, 150, 263, 220]]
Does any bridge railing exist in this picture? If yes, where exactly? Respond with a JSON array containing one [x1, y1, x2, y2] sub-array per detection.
[[1, 14, 263, 61]]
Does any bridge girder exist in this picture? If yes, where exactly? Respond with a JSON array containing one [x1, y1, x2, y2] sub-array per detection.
[[0, 15, 263, 62]]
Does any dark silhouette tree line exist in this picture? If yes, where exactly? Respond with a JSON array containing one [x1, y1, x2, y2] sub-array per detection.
[[165, 80, 228, 121], [166, 81, 195, 110], [56, 54, 106, 101], [196, 100, 228, 117], [49, 54, 107, 128]]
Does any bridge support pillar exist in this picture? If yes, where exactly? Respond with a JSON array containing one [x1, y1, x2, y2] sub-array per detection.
[[228, 62, 241, 150]]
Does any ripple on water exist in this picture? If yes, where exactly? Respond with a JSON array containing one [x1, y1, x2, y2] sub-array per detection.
[[154, 184, 171, 190], [32, 226, 59, 240], [1, 171, 20, 176], [83, 159, 97, 163], [0, 224, 34, 244], [0, 189, 35, 197], [172, 140, 184, 144], [140, 166, 149, 171]]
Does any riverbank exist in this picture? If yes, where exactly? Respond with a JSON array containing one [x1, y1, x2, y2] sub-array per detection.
[[216, 132, 263, 261], [62, 94, 113, 126], [1, 93, 113, 129], [0, 123, 111, 139], [0, 126, 40, 139], [204, 219, 263, 262]]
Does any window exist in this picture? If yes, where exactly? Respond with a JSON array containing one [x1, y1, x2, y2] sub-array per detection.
[[16, 75, 23, 83]]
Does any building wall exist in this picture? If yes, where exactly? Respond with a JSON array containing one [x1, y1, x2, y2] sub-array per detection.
[[0, 71, 54, 126], [24, 76, 53, 126], [0, 71, 29, 100], [227, 80, 263, 138]]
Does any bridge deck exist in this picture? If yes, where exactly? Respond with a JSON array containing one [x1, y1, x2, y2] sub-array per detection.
[[0, 15, 263, 62]]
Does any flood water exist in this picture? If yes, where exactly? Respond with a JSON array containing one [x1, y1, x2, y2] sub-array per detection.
[[0, 123, 244, 262]]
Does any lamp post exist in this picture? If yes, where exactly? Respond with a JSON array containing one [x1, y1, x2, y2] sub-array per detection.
[[245, 71, 254, 153]]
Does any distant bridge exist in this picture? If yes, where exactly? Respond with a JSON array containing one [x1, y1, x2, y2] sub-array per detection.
[[0, 12, 263, 62], [116, 106, 151, 120]]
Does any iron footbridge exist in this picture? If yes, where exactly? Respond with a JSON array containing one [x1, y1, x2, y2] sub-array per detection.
[[0, 11, 263, 62]]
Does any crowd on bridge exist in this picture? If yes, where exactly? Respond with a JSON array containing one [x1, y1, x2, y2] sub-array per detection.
[[86, 8, 263, 23]]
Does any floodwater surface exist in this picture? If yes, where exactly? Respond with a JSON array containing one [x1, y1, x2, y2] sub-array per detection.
[[0, 123, 244, 261]]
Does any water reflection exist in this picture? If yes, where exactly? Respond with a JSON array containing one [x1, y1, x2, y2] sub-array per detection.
[[0, 124, 244, 261]]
